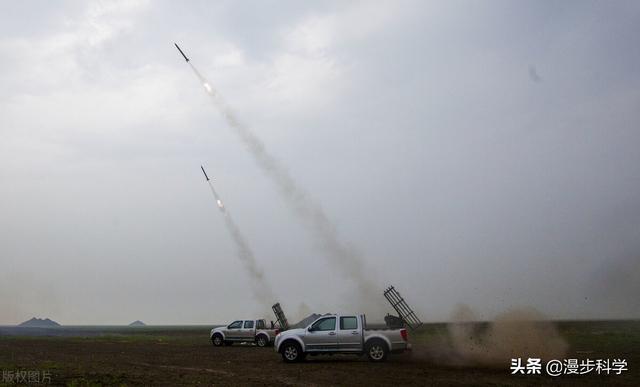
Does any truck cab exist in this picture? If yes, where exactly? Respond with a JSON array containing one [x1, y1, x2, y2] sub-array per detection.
[[274, 314, 410, 362], [301, 315, 363, 352]]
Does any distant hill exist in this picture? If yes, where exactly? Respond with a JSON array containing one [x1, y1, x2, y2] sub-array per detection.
[[18, 317, 61, 328], [128, 320, 146, 327]]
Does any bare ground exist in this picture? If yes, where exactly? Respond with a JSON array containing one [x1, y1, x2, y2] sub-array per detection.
[[0, 321, 637, 386]]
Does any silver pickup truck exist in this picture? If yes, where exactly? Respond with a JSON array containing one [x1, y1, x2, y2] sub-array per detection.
[[274, 314, 410, 362], [210, 319, 279, 347]]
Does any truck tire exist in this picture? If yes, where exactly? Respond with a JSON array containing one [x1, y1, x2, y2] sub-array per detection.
[[211, 334, 223, 347], [366, 340, 388, 362], [256, 334, 269, 347], [280, 341, 302, 363]]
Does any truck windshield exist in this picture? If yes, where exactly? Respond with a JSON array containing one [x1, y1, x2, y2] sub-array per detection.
[[228, 321, 242, 329], [311, 317, 336, 331]]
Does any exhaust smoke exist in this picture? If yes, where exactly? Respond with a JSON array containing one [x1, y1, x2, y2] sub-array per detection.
[[189, 63, 382, 313], [415, 305, 568, 367], [203, 170, 276, 309]]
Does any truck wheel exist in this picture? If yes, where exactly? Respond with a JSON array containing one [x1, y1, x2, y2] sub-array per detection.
[[211, 334, 223, 347], [366, 340, 388, 362], [256, 334, 268, 347], [281, 341, 302, 363]]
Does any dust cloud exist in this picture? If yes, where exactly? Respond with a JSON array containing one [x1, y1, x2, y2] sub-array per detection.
[[415, 305, 568, 367], [189, 63, 382, 315]]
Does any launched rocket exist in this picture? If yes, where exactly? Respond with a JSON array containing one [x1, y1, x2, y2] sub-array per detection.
[[174, 43, 189, 62], [200, 165, 210, 181], [201, 166, 225, 211]]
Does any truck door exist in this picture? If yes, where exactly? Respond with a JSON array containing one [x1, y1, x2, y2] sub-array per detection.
[[241, 320, 255, 340], [305, 317, 338, 351], [225, 320, 243, 340], [337, 316, 363, 351]]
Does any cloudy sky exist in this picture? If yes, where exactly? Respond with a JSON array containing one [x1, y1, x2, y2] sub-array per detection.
[[1, 0, 639, 325]]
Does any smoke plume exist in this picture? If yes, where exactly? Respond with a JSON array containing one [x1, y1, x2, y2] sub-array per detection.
[[190, 64, 382, 314], [205, 178, 276, 308], [416, 305, 568, 367]]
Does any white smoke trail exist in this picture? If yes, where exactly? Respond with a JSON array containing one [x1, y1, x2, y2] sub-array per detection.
[[190, 64, 382, 314], [205, 178, 276, 307]]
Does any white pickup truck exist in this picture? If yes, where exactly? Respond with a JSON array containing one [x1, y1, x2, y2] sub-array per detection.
[[210, 319, 279, 347], [274, 314, 410, 362]]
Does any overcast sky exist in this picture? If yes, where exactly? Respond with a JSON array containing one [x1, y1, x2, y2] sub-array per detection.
[[1, 0, 639, 325]]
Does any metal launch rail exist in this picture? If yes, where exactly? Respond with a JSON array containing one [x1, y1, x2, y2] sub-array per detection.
[[383, 286, 423, 330], [272, 302, 289, 331]]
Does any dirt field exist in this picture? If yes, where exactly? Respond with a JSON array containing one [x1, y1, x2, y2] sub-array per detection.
[[0, 321, 638, 386]]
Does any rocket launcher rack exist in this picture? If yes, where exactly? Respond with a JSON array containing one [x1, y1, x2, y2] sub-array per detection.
[[383, 286, 423, 330], [272, 302, 289, 331]]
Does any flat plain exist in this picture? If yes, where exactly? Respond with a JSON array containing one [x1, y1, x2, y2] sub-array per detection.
[[0, 321, 638, 386]]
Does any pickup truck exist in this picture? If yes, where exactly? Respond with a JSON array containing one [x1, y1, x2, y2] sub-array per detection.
[[274, 314, 410, 362], [210, 319, 279, 347]]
